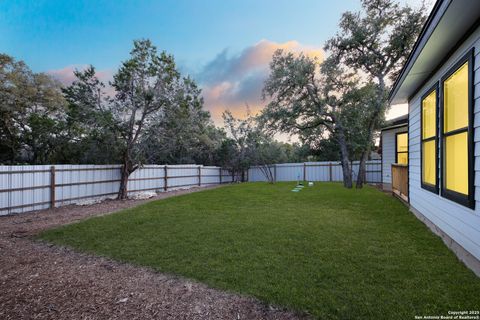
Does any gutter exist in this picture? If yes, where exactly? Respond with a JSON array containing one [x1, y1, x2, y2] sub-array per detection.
[[380, 123, 408, 132], [388, 0, 446, 103]]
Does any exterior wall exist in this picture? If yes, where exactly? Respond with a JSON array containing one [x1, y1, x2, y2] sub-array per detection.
[[408, 26, 480, 262], [381, 126, 408, 186]]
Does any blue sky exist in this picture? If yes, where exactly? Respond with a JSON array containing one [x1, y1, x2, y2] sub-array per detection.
[[1, 0, 359, 71], [1, 0, 427, 124]]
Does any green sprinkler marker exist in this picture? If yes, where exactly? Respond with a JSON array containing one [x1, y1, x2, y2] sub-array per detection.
[[292, 173, 304, 192]]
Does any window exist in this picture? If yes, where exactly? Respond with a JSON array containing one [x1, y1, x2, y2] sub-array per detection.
[[440, 51, 474, 208], [396, 132, 408, 164], [421, 85, 438, 193]]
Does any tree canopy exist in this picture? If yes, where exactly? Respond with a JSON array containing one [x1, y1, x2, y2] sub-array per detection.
[[325, 0, 426, 187]]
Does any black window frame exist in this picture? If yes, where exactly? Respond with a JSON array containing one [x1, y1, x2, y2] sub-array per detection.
[[420, 83, 439, 194], [439, 49, 475, 209], [395, 131, 408, 165]]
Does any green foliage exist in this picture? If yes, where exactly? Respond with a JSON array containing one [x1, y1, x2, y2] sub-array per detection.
[[112, 39, 180, 168], [0, 54, 66, 164], [325, 0, 427, 186], [41, 183, 480, 319], [220, 110, 304, 182], [0, 42, 339, 168], [59, 66, 122, 164], [326, 0, 426, 83], [140, 77, 225, 165], [261, 0, 427, 187], [261, 50, 375, 186]]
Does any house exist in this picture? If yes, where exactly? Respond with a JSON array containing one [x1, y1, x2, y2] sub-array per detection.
[[380, 114, 408, 192], [387, 0, 480, 275]]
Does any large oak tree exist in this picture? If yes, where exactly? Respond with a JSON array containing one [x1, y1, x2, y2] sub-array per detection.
[[325, 0, 426, 187]]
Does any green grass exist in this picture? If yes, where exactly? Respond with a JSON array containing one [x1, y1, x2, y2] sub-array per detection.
[[39, 183, 480, 319]]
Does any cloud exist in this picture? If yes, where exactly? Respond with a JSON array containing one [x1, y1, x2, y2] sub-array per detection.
[[47, 39, 324, 127], [47, 65, 114, 92], [197, 39, 324, 124]]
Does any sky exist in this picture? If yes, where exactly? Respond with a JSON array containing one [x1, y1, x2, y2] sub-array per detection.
[[1, 0, 428, 127]]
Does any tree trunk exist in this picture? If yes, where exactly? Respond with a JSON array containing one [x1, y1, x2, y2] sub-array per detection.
[[355, 107, 378, 188], [356, 77, 386, 189], [336, 128, 353, 188], [9, 147, 15, 164], [117, 153, 135, 200], [355, 147, 370, 189], [259, 165, 275, 184]]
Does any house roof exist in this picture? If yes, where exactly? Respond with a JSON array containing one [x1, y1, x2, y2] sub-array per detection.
[[381, 114, 408, 131], [389, 0, 480, 104]]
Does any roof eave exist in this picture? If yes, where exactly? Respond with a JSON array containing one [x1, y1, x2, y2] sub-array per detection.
[[388, 0, 445, 104]]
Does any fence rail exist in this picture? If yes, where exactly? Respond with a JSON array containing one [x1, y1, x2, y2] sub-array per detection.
[[248, 160, 382, 183], [1, 160, 383, 216], [0, 164, 235, 215]]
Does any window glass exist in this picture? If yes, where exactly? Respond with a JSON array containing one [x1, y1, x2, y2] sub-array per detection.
[[397, 133, 408, 153], [422, 140, 436, 185], [444, 62, 469, 133], [445, 132, 468, 195], [422, 90, 436, 139], [396, 133, 408, 165], [397, 153, 408, 165]]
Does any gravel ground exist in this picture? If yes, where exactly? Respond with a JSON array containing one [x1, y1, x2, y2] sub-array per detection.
[[0, 186, 308, 320]]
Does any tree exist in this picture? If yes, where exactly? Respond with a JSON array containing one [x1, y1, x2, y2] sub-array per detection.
[[140, 77, 224, 165], [111, 39, 181, 199], [221, 110, 287, 183], [325, 0, 426, 188], [62, 40, 218, 198], [261, 51, 374, 188], [249, 138, 289, 183], [221, 110, 255, 181], [59, 66, 122, 164], [0, 54, 66, 164], [277, 142, 312, 163]]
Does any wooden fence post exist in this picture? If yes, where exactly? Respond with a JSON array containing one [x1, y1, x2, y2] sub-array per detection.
[[329, 163, 333, 182], [50, 166, 56, 208], [164, 165, 168, 191], [219, 167, 222, 184], [303, 163, 307, 181], [274, 164, 277, 182], [198, 165, 201, 186]]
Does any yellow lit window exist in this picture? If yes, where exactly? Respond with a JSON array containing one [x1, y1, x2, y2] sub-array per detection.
[[441, 55, 472, 208], [421, 88, 437, 190], [445, 132, 468, 194], [422, 140, 436, 185], [444, 63, 468, 133], [396, 133, 408, 164]]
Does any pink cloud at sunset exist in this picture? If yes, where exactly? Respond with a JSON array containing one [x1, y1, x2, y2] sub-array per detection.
[[47, 65, 114, 91], [46, 40, 325, 127], [197, 39, 325, 125]]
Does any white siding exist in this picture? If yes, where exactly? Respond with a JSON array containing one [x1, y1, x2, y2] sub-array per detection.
[[408, 26, 480, 261], [381, 126, 408, 184]]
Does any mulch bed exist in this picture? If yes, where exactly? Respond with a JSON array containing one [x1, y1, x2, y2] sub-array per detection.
[[0, 186, 308, 320]]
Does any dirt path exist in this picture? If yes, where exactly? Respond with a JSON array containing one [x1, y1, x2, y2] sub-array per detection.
[[0, 186, 307, 320]]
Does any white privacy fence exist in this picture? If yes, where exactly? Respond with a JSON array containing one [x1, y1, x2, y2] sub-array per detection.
[[248, 160, 382, 183], [0, 161, 381, 215], [0, 164, 234, 215]]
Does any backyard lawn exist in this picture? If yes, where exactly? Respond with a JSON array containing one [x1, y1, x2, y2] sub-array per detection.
[[40, 182, 480, 319]]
